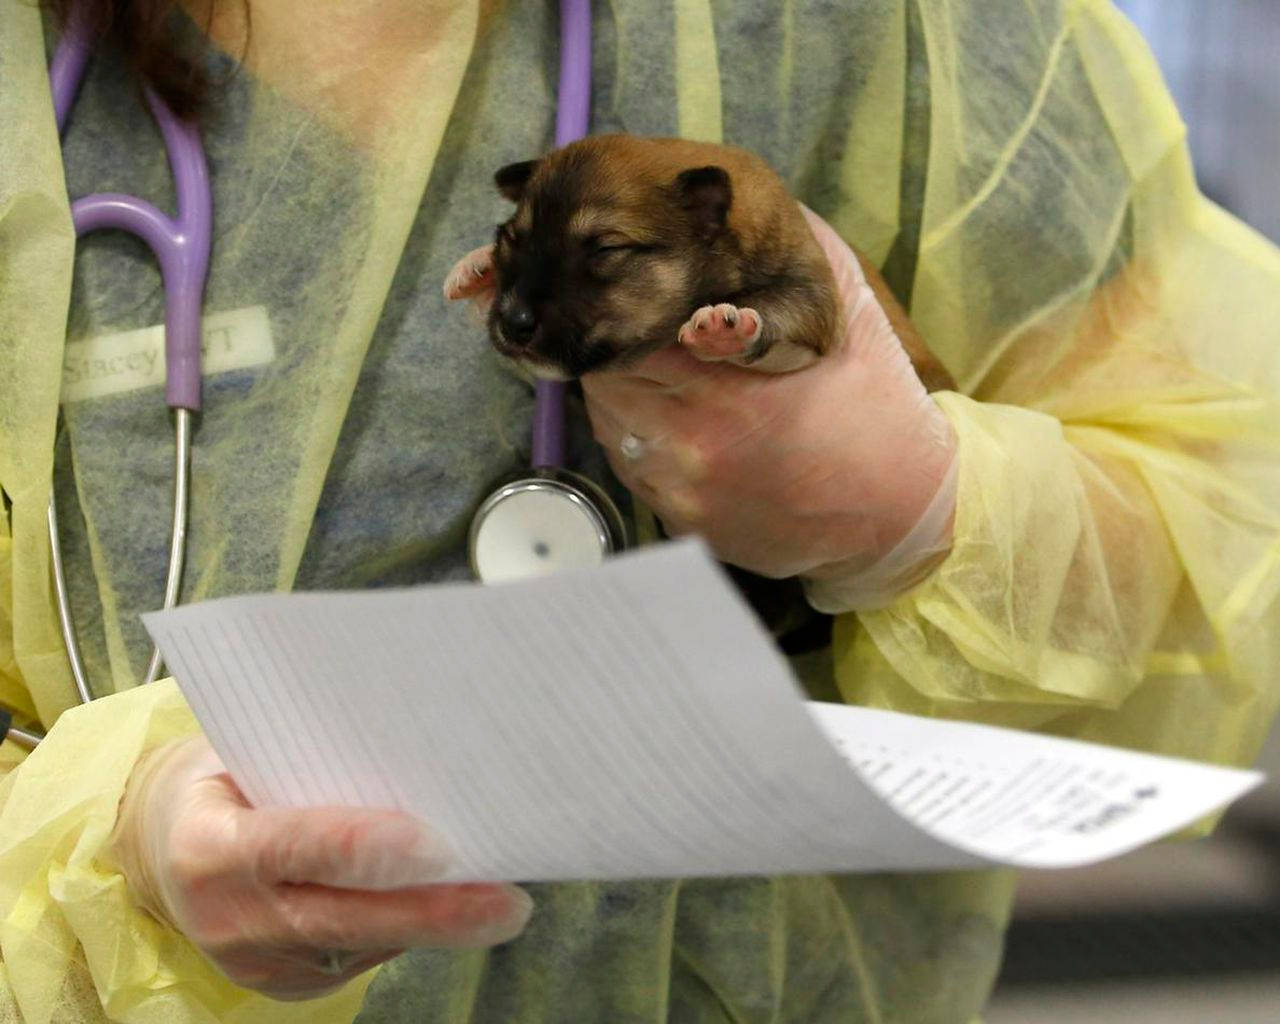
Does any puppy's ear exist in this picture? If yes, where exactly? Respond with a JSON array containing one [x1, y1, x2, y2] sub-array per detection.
[[495, 159, 540, 202], [675, 166, 732, 239]]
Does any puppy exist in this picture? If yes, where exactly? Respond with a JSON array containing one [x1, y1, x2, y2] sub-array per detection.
[[445, 134, 953, 391], [445, 136, 953, 647]]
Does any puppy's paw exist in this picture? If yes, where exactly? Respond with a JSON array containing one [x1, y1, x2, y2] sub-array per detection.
[[443, 244, 496, 301], [677, 303, 764, 362]]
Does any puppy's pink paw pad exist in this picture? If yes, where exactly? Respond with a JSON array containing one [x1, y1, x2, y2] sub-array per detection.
[[677, 304, 763, 360]]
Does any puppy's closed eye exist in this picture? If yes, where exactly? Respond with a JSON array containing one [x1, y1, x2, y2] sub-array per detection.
[[584, 234, 642, 252], [583, 236, 645, 277]]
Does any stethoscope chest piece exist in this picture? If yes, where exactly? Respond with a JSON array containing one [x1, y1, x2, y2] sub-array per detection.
[[469, 469, 626, 583]]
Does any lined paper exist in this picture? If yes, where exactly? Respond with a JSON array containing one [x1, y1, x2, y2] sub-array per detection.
[[144, 540, 1261, 881]]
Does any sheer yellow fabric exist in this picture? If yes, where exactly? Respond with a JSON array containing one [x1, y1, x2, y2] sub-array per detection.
[[3, 0, 483, 1018], [846, 7, 1280, 784]]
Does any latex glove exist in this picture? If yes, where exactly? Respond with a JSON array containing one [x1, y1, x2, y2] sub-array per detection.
[[588, 207, 957, 610], [443, 207, 957, 611], [111, 735, 532, 1000]]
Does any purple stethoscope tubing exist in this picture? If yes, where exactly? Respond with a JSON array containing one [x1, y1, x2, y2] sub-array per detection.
[[49, 10, 211, 412], [52, 0, 591, 480], [531, 0, 591, 468], [468, 0, 626, 584], [42, 4, 212, 726], [14, 1, 603, 748]]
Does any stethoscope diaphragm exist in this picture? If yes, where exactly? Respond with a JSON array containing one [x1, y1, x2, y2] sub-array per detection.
[[469, 468, 627, 583]]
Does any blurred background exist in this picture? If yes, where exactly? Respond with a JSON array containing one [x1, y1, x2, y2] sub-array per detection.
[[985, 3, 1280, 1021]]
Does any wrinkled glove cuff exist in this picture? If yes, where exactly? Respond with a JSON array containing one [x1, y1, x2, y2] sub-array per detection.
[[802, 456, 957, 614], [108, 736, 195, 933]]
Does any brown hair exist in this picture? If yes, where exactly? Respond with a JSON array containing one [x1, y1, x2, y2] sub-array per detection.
[[43, 0, 232, 119]]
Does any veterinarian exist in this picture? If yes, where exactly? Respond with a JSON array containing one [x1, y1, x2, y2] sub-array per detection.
[[2, 1, 1278, 1021]]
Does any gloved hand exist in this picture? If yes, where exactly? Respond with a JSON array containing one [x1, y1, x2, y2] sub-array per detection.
[[584, 206, 956, 611], [111, 735, 532, 1000], [444, 206, 957, 612]]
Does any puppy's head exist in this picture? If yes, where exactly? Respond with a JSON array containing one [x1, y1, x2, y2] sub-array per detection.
[[488, 136, 733, 378]]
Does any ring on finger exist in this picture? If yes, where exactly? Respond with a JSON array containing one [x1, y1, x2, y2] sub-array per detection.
[[620, 433, 647, 462]]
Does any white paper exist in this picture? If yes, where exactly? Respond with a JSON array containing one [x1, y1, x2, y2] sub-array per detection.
[[144, 540, 1262, 882], [807, 703, 1259, 868]]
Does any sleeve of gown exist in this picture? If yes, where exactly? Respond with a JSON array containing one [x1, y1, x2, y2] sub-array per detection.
[[835, 3, 1280, 779], [0, 4, 374, 1020], [841, 161, 1280, 780], [0, 682, 378, 1024]]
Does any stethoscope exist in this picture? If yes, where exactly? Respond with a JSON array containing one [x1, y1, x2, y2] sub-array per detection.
[[3, 0, 622, 752], [467, 0, 627, 584]]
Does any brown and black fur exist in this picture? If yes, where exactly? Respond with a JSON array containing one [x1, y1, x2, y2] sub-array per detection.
[[489, 134, 952, 390]]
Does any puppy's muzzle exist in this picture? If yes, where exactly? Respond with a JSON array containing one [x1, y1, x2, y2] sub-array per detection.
[[498, 297, 538, 348]]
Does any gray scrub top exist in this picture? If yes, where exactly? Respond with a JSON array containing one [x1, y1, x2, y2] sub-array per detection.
[[49, 2, 1014, 1021]]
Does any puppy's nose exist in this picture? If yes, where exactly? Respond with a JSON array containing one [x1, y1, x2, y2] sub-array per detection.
[[501, 301, 537, 343]]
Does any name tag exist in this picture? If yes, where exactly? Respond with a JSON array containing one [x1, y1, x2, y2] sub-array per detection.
[[61, 306, 275, 403]]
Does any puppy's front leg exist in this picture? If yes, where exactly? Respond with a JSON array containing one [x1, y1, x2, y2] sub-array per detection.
[[677, 283, 833, 374], [678, 303, 766, 360], [679, 269, 956, 389]]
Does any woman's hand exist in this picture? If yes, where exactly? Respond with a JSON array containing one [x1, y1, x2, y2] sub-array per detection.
[[583, 208, 957, 609], [111, 736, 532, 1000], [444, 207, 959, 610]]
